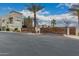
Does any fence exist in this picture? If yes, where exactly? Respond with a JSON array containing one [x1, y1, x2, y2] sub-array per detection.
[[69, 27, 76, 35], [21, 27, 35, 33], [21, 27, 76, 35]]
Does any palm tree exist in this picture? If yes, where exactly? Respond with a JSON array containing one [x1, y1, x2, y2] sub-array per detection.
[[26, 16, 33, 28], [69, 4, 79, 35], [27, 4, 43, 27], [51, 19, 56, 27], [69, 9, 79, 24]]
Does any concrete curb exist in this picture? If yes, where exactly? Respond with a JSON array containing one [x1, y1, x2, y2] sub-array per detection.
[[0, 31, 42, 35], [0, 31, 20, 33], [64, 34, 79, 39]]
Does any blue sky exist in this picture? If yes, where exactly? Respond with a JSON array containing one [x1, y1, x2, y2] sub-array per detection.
[[0, 3, 70, 16], [0, 3, 78, 27]]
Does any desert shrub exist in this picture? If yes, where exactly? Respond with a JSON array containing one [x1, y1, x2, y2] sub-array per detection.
[[0, 28, 1, 31], [14, 28, 18, 32], [22, 25, 27, 28], [6, 28, 10, 31], [78, 32, 79, 36]]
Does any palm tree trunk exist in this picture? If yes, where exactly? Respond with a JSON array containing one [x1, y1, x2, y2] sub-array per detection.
[[34, 12, 37, 27], [53, 24, 54, 28]]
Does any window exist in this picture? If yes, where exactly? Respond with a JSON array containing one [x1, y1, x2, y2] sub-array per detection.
[[2, 20, 5, 22], [9, 17, 13, 24]]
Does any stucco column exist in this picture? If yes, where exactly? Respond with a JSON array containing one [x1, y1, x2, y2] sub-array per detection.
[[76, 24, 79, 36], [67, 27, 70, 35]]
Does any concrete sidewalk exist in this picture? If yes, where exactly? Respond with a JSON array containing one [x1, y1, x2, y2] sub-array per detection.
[[64, 34, 79, 39]]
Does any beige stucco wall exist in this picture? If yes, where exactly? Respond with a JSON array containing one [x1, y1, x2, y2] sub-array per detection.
[[1, 12, 23, 31]]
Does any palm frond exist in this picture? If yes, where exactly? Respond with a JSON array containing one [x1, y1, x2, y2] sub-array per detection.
[[27, 3, 43, 12]]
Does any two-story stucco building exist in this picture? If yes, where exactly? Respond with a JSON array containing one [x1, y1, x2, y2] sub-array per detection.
[[1, 11, 24, 32]]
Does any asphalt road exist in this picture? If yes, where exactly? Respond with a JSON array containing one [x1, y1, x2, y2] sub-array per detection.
[[0, 32, 79, 56]]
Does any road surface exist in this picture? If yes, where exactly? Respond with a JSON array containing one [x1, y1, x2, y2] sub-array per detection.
[[0, 32, 79, 56]]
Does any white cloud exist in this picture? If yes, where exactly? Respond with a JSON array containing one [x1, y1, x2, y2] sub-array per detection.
[[21, 9, 50, 17], [37, 9, 50, 15], [21, 10, 34, 17], [56, 3, 65, 8], [56, 3, 70, 9], [20, 9, 51, 26], [56, 3, 79, 9], [65, 3, 79, 8], [38, 11, 49, 15], [20, 9, 78, 27], [51, 13, 78, 27], [56, 3, 69, 8], [1, 7, 13, 11], [20, 9, 51, 20], [7, 7, 13, 11]]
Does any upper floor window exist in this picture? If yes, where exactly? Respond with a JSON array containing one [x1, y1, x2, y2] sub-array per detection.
[[2, 20, 5, 22], [9, 17, 13, 24]]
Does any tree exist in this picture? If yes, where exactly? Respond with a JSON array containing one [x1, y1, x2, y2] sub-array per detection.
[[23, 16, 33, 28], [27, 4, 43, 27], [51, 19, 56, 27], [69, 4, 79, 35], [22, 17, 27, 28]]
